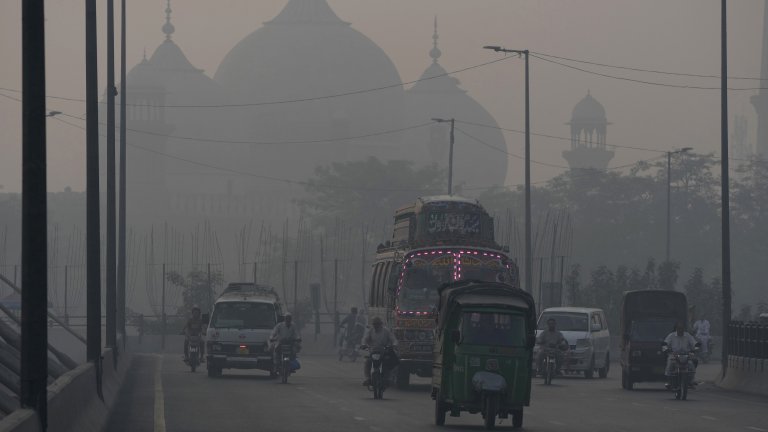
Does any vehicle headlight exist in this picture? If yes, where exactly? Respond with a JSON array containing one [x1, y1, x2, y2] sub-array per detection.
[[575, 339, 592, 349]]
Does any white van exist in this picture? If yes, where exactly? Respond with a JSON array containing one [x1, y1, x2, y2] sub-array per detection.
[[205, 283, 285, 378], [536, 307, 611, 379]]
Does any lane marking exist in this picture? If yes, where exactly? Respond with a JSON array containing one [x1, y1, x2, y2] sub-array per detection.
[[154, 355, 166, 432], [701, 416, 717, 421], [663, 406, 680, 411], [548, 420, 566, 426], [747, 427, 767, 432], [353, 416, 366, 421]]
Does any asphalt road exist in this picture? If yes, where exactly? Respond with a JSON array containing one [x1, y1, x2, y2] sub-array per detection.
[[106, 353, 768, 432]]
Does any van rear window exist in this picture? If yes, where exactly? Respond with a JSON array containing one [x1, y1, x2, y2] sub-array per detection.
[[538, 312, 588, 332], [211, 302, 276, 329]]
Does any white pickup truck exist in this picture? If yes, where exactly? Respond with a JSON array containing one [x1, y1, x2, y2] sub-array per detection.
[[205, 283, 285, 378]]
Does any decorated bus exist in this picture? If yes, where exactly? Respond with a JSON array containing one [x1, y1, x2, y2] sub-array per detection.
[[368, 196, 519, 387]]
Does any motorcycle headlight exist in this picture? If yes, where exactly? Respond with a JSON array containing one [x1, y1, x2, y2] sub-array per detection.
[[371, 353, 382, 361]]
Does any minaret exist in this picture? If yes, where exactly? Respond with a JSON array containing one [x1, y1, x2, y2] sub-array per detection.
[[162, 0, 175, 41], [751, 0, 768, 159], [562, 91, 614, 170]]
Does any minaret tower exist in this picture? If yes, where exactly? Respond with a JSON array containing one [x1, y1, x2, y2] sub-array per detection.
[[751, 0, 768, 159], [562, 91, 614, 170]]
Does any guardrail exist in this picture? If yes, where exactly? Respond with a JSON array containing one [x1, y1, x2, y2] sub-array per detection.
[[728, 321, 768, 359]]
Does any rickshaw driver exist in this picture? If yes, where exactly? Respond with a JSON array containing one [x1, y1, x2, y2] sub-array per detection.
[[361, 317, 398, 386], [535, 318, 568, 374]]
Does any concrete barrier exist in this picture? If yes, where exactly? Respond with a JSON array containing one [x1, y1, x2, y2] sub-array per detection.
[[718, 355, 768, 397], [0, 348, 134, 432]]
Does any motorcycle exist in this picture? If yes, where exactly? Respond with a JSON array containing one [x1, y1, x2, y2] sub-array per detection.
[[362, 345, 398, 399], [338, 324, 364, 362], [186, 335, 203, 373], [662, 342, 699, 400], [537, 343, 566, 385], [273, 338, 301, 384]]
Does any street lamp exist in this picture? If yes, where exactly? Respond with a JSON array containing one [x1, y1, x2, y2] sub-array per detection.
[[483, 46, 532, 294], [666, 147, 692, 263], [431, 118, 455, 195]]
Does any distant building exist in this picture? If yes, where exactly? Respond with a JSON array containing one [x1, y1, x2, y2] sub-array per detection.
[[116, 0, 510, 228], [562, 92, 615, 171]]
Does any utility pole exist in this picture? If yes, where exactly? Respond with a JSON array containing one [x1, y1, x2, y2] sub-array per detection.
[[64, 265, 69, 325], [106, 0, 117, 354], [117, 0, 127, 347], [721, 0, 732, 378], [666, 148, 692, 263], [484, 46, 532, 293], [207, 263, 212, 312], [333, 258, 338, 345], [431, 118, 455, 195], [21, 0, 48, 427], [293, 260, 298, 313], [161, 263, 166, 350], [85, 0, 102, 368]]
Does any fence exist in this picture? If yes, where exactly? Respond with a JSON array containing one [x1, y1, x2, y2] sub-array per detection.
[[728, 321, 768, 359]]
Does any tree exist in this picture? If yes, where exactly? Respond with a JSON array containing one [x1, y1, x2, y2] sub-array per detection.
[[298, 157, 446, 233], [166, 269, 224, 316]]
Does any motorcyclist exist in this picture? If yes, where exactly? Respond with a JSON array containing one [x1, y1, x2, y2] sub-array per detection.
[[183, 305, 205, 362], [535, 318, 568, 374], [339, 307, 365, 348], [270, 313, 302, 374], [692, 317, 711, 357], [663, 321, 698, 388], [361, 317, 397, 386]]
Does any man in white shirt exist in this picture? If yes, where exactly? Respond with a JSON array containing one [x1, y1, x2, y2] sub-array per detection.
[[664, 321, 698, 387], [692, 318, 711, 355], [362, 317, 397, 386], [270, 313, 301, 374]]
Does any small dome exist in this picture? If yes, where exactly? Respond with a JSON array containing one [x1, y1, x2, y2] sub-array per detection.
[[571, 92, 606, 123]]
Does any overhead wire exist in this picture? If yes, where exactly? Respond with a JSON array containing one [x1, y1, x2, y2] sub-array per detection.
[[529, 53, 768, 91], [0, 55, 514, 109]]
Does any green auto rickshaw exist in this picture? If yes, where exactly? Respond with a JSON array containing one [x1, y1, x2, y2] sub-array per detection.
[[431, 280, 536, 429]]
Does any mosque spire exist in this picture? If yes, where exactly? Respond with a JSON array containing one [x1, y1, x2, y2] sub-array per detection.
[[430, 16, 442, 63], [162, 0, 175, 40]]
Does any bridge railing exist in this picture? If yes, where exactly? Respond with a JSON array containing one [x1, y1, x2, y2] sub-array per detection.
[[728, 321, 768, 359]]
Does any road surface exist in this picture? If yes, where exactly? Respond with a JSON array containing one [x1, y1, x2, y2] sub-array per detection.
[[106, 353, 768, 432]]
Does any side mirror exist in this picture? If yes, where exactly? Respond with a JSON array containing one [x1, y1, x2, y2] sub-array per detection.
[[451, 330, 461, 344], [202, 313, 210, 324]]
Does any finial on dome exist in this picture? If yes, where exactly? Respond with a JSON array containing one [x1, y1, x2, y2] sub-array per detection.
[[430, 15, 442, 63], [162, 0, 175, 40]]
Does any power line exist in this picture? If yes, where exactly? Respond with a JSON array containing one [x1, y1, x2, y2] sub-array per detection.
[[530, 53, 768, 91], [532, 51, 767, 81], [455, 119, 668, 154], [454, 126, 571, 169], [48, 115, 443, 193], [0, 56, 513, 110]]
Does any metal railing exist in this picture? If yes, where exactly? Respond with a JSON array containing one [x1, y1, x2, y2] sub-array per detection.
[[728, 321, 768, 359]]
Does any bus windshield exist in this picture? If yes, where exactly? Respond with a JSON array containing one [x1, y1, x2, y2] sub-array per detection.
[[399, 254, 452, 312], [457, 253, 514, 284]]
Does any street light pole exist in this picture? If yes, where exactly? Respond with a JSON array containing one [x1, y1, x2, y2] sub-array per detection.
[[432, 118, 455, 195], [484, 46, 532, 294], [106, 0, 117, 354], [117, 0, 127, 348], [720, 0, 732, 379], [666, 147, 692, 263]]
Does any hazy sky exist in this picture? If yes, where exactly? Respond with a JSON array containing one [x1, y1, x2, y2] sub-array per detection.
[[0, 0, 765, 192]]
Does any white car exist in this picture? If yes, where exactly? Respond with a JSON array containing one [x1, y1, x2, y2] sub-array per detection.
[[535, 307, 611, 379]]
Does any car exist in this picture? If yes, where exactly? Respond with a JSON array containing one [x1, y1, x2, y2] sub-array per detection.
[[205, 283, 285, 378], [535, 307, 611, 379]]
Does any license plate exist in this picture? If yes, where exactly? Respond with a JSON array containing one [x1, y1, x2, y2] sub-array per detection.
[[410, 343, 432, 353], [239, 346, 249, 355]]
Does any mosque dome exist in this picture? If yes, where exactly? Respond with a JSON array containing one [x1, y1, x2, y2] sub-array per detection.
[[405, 19, 508, 189], [571, 92, 606, 123]]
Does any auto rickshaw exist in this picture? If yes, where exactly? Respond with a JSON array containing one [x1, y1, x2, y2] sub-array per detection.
[[431, 280, 536, 429]]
